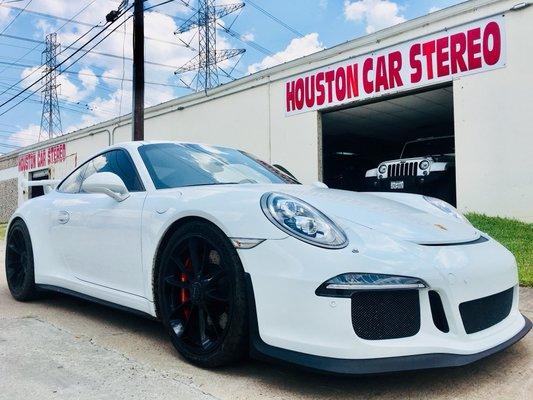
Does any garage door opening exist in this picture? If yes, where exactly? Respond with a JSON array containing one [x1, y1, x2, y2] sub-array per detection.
[[321, 85, 456, 205], [29, 169, 50, 199]]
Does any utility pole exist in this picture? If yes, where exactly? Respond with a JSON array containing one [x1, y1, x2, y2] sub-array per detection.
[[39, 33, 62, 141], [132, 0, 144, 141]]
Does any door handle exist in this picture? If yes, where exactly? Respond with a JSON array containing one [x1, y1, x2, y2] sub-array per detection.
[[57, 210, 70, 224]]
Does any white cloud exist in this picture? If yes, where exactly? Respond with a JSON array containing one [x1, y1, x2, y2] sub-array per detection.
[[20, 65, 97, 104], [8, 124, 41, 147], [248, 33, 324, 74], [35, 18, 53, 34], [319, 0, 328, 9], [241, 32, 255, 42], [0, 5, 11, 24], [428, 6, 441, 13], [344, 0, 406, 34], [57, 74, 82, 101], [78, 68, 98, 91]]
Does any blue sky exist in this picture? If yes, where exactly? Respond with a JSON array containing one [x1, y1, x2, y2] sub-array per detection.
[[0, 0, 463, 154]]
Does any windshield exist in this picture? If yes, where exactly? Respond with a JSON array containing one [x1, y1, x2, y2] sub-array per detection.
[[139, 143, 298, 189], [401, 136, 455, 158]]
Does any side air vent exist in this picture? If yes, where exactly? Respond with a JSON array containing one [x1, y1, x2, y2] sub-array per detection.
[[429, 291, 449, 333]]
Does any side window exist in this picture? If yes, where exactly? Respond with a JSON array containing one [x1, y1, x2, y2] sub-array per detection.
[[81, 150, 143, 192], [57, 164, 88, 194], [113, 150, 144, 191]]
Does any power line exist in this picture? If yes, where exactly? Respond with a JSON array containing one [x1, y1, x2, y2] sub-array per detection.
[[0, 33, 179, 69], [0, 2, 190, 48], [0, 0, 195, 132], [0, 3, 133, 111], [0, 81, 114, 118], [0, 131, 37, 144], [0, 2, 102, 28], [217, 21, 273, 56], [0, 41, 38, 51], [0, 0, 99, 79], [0, 0, 34, 36], [0, 6, 135, 117], [0, 60, 191, 88], [246, 0, 304, 38], [0, 141, 22, 149], [0, 19, 109, 99], [0, 0, 128, 98], [144, 0, 176, 12]]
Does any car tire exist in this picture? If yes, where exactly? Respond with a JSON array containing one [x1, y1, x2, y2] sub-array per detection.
[[5, 219, 39, 302], [156, 220, 248, 368]]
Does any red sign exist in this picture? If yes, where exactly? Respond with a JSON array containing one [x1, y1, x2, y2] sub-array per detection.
[[285, 16, 505, 115], [18, 143, 66, 172]]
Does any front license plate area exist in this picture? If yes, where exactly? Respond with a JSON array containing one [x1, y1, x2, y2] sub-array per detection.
[[390, 181, 404, 189]]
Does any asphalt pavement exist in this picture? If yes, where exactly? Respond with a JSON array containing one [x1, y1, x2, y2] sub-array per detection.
[[0, 240, 531, 400]]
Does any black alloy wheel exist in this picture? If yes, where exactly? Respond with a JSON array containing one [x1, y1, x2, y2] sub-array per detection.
[[157, 221, 247, 367], [5, 219, 39, 301]]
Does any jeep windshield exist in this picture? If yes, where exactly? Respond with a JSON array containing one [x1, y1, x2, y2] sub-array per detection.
[[401, 136, 454, 158]]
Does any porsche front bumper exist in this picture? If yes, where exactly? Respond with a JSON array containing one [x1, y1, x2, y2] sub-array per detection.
[[238, 227, 531, 374]]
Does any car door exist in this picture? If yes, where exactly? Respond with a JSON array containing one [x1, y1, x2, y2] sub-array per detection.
[[50, 149, 147, 297]]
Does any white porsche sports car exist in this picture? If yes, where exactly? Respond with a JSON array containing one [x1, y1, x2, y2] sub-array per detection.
[[5, 141, 530, 374]]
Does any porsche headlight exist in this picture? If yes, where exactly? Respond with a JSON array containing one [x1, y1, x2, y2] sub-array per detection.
[[261, 192, 348, 249], [316, 273, 428, 297], [423, 196, 471, 224]]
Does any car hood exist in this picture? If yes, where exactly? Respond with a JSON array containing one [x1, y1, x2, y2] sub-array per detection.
[[256, 185, 479, 245]]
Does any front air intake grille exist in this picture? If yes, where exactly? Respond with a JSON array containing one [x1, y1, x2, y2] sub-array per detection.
[[459, 287, 513, 334], [351, 290, 420, 340], [387, 161, 419, 177]]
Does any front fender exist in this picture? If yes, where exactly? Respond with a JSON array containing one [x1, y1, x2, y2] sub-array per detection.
[[140, 187, 288, 302]]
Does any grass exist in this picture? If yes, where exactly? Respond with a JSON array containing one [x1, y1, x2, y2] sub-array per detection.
[[467, 213, 533, 287], [0, 223, 5, 241]]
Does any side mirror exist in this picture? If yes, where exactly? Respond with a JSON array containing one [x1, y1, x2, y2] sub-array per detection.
[[82, 172, 130, 202]]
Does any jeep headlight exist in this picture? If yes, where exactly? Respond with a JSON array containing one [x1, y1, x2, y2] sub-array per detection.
[[424, 196, 471, 224], [378, 164, 387, 174], [419, 160, 430, 170], [261, 192, 348, 249]]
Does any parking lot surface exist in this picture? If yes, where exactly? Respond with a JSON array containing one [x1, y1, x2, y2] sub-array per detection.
[[0, 240, 531, 400]]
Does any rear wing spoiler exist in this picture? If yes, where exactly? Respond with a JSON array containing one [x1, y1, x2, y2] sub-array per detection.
[[21, 179, 61, 194]]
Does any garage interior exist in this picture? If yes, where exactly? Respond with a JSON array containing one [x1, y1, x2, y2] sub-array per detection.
[[28, 168, 50, 199], [321, 85, 456, 204]]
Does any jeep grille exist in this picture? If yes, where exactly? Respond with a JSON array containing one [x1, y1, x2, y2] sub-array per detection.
[[388, 161, 419, 177]]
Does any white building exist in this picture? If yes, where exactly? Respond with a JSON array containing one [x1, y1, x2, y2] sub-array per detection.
[[1, 0, 532, 222]]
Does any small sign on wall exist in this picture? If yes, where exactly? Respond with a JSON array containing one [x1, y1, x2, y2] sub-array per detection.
[[18, 143, 67, 172], [285, 15, 506, 115]]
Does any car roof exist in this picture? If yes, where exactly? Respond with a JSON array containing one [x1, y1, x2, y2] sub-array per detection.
[[107, 140, 229, 152]]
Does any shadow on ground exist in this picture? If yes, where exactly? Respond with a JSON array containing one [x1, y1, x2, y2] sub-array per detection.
[[22, 289, 531, 400]]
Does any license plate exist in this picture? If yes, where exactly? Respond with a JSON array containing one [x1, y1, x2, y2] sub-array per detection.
[[390, 181, 404, 189]]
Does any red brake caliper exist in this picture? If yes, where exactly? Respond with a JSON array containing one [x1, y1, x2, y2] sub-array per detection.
[[181, 258, 192, 320]]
